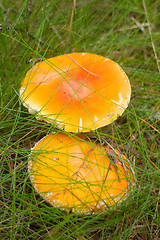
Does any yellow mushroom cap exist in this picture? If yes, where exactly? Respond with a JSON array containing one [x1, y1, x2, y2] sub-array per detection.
[[20, 52, 131, 132], [29, 133, 134, 214]]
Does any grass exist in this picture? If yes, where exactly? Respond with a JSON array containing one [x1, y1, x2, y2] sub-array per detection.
[[0, 0, 159, 239]]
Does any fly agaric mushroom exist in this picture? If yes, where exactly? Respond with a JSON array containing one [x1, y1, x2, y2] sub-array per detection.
[[29, 133, 134, 214], [20, 53, 131, 132]]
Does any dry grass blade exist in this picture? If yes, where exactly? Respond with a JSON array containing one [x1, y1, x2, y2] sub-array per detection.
[[142, 0, 160, 72]]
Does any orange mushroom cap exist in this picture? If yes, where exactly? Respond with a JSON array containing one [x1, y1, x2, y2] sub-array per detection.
[[20, 53, 131, 132], [29, 133, 134, 214]]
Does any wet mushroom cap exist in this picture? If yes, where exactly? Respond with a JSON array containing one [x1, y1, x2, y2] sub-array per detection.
[[29, 133, 134, 214], [20, 53, 131, 132]]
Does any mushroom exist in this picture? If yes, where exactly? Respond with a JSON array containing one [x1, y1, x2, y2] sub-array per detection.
[[20, 53, 131, 132], [29, 133, 134, 214]]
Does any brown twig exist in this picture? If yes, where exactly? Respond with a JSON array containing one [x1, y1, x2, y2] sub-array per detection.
[[142, 0, 160, 72], [0, 127, 37, 156], [105, 149, 121, 181], [104, 162, 111, 183]]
